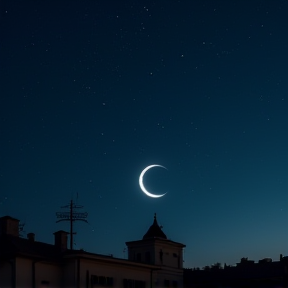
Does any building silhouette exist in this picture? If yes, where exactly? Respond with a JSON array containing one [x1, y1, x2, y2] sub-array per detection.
[[0, 214, 185, 288], [1, 214, 288, 288], [184, 256, 288, 288]]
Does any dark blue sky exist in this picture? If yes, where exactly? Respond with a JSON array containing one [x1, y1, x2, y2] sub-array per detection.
[[0, 0, 288, 268]]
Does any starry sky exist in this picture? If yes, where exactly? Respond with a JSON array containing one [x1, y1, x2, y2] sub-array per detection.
[[0, 0, 288, 268]]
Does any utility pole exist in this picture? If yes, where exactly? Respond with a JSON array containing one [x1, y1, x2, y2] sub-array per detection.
[[56, 199, 88, 250]]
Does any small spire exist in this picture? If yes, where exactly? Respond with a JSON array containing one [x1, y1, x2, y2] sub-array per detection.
[[142, 213, 167, 240], [153, 213, 158, 225]]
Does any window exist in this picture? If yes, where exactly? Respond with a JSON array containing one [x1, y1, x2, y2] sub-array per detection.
[[159, 249, 163, 263], [172, 281, 178, 288], [91, 275, 99, 286], [137, 253, 141, 262], [99, 276, 106, 285], [123, 279, 145, 288], [145, 251, 150, 263], [40, 280, 49, 287], [123, 279, 132, 288], [164, 280, 170, 287], [135, 280, 145, 288], [107, 277, 114, 286], [91, 275, 114, 287]]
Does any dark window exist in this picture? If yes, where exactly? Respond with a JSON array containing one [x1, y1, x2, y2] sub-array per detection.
[[99, 276, 107, 285], [173, 253, 178, 257], [137, 253, 141, 262], [159, 249, 163, 263], [164, 280, 170, 287], [128, 279, 134, 288], [172, 281, 178, 288], [91, 275, 113, 286], [123, 279, 133, 288], [135, 280, 145, 288], [107, 277, 114, 286], [41, 280, 49, 286], [145, 251, 151, 263], [91, 275, 99, 285], [124, 279, 145, 288]]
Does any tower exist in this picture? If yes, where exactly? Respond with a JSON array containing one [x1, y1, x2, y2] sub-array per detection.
[[126, 213, 185, 268]]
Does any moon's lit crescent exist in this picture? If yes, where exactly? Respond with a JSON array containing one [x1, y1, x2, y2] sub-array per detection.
[[139, 164, 167, 198]]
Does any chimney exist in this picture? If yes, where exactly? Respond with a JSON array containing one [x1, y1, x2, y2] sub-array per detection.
[[27, 232, 35, 242], [0, 216, 20, 237], [54, 230, 69, 251]]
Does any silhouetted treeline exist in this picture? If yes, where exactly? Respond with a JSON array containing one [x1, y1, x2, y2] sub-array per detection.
[[184, 255, 288, 288]]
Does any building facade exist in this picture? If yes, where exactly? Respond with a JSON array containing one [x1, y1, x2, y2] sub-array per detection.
[[0, 214, 185, 288]]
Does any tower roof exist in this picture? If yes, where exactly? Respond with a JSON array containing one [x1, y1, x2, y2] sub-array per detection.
[[142, 213, 167, 240]]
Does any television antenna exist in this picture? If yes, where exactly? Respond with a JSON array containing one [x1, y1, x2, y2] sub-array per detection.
[[56, 199, 88, 250]]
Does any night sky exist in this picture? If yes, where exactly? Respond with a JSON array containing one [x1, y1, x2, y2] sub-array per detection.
[[1, 0, 288, 268]]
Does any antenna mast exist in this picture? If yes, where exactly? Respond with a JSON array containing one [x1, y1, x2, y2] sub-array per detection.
[[56, 199, 88, 250]]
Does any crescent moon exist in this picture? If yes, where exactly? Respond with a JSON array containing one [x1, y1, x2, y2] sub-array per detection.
[[139, 164, 167, 198]]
